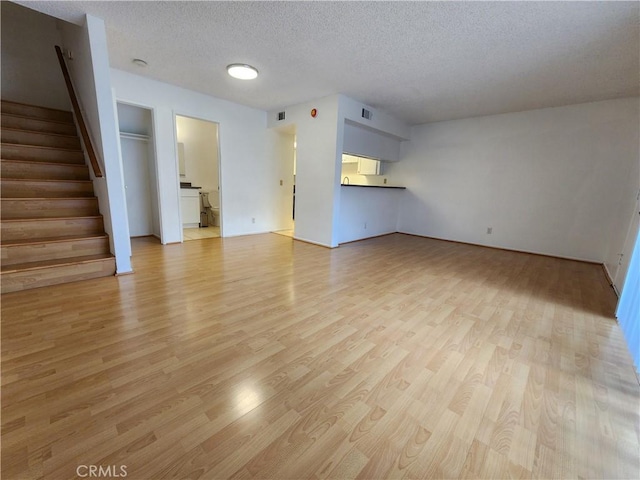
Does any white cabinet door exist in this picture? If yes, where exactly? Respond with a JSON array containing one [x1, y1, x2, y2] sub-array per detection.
[[343, 122, 401, 161], [357, 158, 380, 175], [180, 189, 200, 227], [121, 136, 153, 237], [342, 154, 359, 164]]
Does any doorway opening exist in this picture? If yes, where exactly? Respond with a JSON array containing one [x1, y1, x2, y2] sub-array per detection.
[[117, 103, 161, 241], [175, 115, 221, 241], [272, 129, 296, 238]]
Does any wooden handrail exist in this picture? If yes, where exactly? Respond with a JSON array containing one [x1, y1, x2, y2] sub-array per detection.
[[55, 45, 103, 178]]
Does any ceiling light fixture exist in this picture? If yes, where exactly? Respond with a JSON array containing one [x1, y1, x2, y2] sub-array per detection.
[[227, 64, 258, 80], [132, 58, 148, 67]]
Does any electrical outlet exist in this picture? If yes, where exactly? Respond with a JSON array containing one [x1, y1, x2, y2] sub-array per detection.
[[383, 178, 387, 184], [252, 217, 255, 224], [487, 227, 492, 234], [279, 180, 283, 186]]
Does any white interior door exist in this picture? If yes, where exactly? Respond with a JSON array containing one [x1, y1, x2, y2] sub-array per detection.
[[615, 224, 640, 373], [121, 135, 153, 237], [614, 191, 640, 294]]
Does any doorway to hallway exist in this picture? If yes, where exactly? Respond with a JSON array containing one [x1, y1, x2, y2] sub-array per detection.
[[272, 130, 296, 238]]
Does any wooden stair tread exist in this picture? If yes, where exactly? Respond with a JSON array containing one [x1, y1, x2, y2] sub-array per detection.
[[1, 182, 95, 198], [1, 215, 102, 224], [1, 126, 79, 139], [1, 178, 92, 184], [1, 142, 81, 153], [1, 114, 77, 136], [1, 254, 114, 273], [1, 143, 85, 164], [1, 216, 105, 243], [1, 234, 108, 247], [1, 129, 81, 150], [0, 160, 89, 180], [2, 196, 96, 200], [1, 100, 72, 116], [1, 158, 87, 168], [1, 112, 74, 126], [1, 100, 112, 293], [0, 101, 74, 124]]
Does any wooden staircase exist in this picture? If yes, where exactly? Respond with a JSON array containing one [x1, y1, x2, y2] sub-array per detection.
[[1, 100, 116, 294]]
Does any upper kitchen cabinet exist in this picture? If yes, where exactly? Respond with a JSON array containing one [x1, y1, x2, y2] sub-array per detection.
[[357, 157, 380, 175], [342, 154, 381, 175], [343, 121, 402, 162]]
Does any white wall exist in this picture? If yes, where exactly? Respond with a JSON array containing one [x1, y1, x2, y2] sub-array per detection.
[[339, 95, 410, 140], [176, 115, 219, 205], [267, 94, 409, 247], [391, 98, 640, 263], [0, 2, 69, 110], [297, 96, 343, 247], [266, 95, 342, 247], [338, 187, 402, 244], [335, 96, 409, 245], [60, 15, 132, 273], [110, 69, 283, 243]]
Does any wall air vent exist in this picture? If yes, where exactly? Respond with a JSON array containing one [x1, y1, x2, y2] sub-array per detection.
[[361, 108, 373, 120], [277, 111, 286, 121]]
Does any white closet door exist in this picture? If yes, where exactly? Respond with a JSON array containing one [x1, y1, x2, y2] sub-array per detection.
[[121, 136, 153, 237], [614, 192, 640, 294]]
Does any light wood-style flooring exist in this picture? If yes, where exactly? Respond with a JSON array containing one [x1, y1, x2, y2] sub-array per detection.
[[273, 229, 295, 239], [183, 226, 220, 241], [2, 233, 639, 479]]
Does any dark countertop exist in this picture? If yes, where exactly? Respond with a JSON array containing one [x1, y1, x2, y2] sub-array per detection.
[[180, 183, 201, 189], [341, 184, 406, 190]]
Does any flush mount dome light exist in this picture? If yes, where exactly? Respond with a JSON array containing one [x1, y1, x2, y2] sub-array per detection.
[[227, 63, 258, 80]]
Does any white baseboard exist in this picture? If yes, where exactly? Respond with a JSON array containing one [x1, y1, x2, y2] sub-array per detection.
[[398, 231, 601, 264], [292, 236, 334, 248], [602, 263, 620, 297]]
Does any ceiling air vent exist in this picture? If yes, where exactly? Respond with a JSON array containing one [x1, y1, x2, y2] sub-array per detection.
[[277, 111, 286, 121], [361, 108, 373, 120]]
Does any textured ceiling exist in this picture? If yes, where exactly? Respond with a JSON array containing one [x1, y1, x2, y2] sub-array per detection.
[[15, 1, 640, 125]]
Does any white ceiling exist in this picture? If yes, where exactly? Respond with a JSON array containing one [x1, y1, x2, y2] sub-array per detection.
[[15, 1, 640, 125]]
